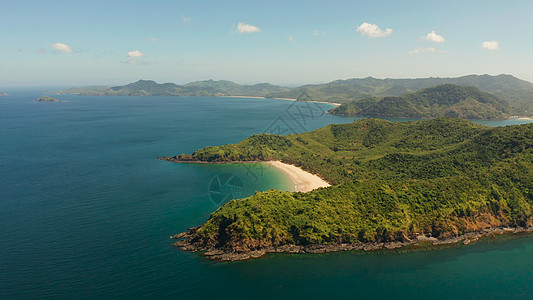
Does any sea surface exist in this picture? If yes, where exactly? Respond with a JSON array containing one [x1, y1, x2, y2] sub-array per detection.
[[1, 92, 533, 299]]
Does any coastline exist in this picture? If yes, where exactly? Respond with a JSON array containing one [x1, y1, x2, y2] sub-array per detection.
[[222, 95, 342, 106], [172, 226, 533, 262], [266, 161, 330, 192], [509, 117, 533, 121]]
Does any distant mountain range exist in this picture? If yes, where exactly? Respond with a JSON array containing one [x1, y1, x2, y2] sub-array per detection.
[[47, 74, 533, 116], [266, 74, 533, 102], [329, 84, 511, 120], [48, 79, 291, 97]]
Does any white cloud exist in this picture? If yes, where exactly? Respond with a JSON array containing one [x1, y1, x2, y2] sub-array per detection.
[[182, 15, 191, 23], [51, 42, 73, 53], [38, 48, 47, 54], [237, 22, 261, 34], [424, 31, 445, 43], [288, 36, 294, 42], [356, 22, 392, 38], [127, 50, 146, 58], [149, 37, 158, 42], [482, 41, 499, 50]]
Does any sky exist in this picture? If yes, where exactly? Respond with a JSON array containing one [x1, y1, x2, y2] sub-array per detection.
[[1, 0, 533, 87]]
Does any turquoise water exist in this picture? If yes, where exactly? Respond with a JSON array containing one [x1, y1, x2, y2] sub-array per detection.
[[1, 93, 532, 299]]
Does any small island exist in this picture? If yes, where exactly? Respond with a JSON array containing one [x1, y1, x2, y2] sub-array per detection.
[[163, 118, 533, 261], [36, 96, 60, 102], [0, 92, 8, 96]]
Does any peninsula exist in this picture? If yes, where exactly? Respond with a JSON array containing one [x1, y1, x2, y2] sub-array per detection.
[[163, 118, 533, 261]]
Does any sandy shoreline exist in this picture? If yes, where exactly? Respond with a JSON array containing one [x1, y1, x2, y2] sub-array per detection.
[[266, 161, 330, 192], [510, 117, 533, 121], [222, 95, 341, 106], [158, 156, 331, 193]]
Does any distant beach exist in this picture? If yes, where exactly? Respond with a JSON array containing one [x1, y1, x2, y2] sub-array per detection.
[[222, 95, 341, 106], [266, 161, 330, 192]]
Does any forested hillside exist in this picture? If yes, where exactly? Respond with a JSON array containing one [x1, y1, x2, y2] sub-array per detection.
[[329, 84, 511, 119], [163, 118, 533, 254]]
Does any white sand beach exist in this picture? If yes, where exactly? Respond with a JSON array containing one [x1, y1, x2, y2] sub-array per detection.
[[266, 161, 331, 192], [222, 95, 341, 106], [224, 95, 267, 99]]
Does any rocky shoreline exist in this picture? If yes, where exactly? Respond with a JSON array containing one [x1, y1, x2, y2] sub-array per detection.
[[171, 226, 533, 261]]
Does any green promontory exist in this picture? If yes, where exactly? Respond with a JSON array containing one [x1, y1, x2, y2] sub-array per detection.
[[164, 118, 533, 259], [329, 84, 510, 120]]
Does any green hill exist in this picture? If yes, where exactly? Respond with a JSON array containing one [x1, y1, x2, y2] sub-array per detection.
[[329, 84, 510, 120], [184, 80, 290, 96], [162, 118, 533, 259]]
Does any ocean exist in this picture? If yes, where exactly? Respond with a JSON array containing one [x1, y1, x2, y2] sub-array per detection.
[[1, 92, 533, 299]]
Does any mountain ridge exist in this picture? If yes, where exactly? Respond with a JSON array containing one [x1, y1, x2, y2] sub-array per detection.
[[329, 84, 511, 120]]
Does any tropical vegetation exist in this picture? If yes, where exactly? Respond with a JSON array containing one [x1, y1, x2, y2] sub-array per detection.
[[329, 84, 510, 119], [165, 118, 533, 251]]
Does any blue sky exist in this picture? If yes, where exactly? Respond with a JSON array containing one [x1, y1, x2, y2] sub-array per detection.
[[1, 0, 532, 87]]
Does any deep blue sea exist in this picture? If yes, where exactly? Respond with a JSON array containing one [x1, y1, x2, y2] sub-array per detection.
[[1, 91, 533, 299]]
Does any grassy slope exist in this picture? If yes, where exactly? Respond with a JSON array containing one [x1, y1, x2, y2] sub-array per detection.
[[170, 118, 533, 251]]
